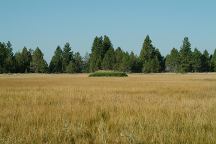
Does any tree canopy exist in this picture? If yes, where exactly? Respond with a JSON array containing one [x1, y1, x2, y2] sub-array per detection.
[[0, 36, 215, 74]]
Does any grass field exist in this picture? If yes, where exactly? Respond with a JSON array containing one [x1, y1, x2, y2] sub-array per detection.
[[0, 73, 216, 144]]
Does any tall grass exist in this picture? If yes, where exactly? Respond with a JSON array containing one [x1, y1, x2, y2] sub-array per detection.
[[0, 73, 216, 143]]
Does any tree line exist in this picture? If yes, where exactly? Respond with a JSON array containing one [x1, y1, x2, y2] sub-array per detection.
[[0, 35, 216, 73]]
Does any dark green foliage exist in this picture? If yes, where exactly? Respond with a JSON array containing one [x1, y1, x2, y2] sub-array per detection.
[[129, 52, 142, 73], [82, 53, 90, 73], [120, 52, 131, 72], [114, 48, 141, 73], [49, 43, 83, 73], [65, 52, 82, 73], [62, 43, 73, 72], [49, 46, 63, 73], [210, 49, 216, 72], [89, 35, 115, 72], [102, 47, 115, 70], [0, 36, 215, 74], [30, 47, 48, 73], [165, 48, 180, 72], [89, 36, 103, 72], [113, 48, 132, 72], [0, 41, 15, 73], [65, 61, 76, 73], [68, 52, 82, 73], [89, 71, 128, 77], [155, 48, 165, 72], [139, 35, 163, 73], [15, 47, 32, 73], [166, 38, 210, 73], [143, 57, 161, 73], [191, 48, 202, 72], [140, 35, 153, 64], [179, 37, 192, 72], [114, 47, 124, 71], [201, 50, 210, 72], [102, 35, 112, 58]]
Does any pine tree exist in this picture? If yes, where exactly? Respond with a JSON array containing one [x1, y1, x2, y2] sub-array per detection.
[[210, 49, 216, 72], [179, 37, 192, 72], [22, 47, 32, 72], [89, 36, 103, 72], [165, 48, 180, 72], [14, 51, 23, 73], [102, 35, 112, 58], [73, 52, 83, 73], [31, 47, 48, 73], [0, 41, 15, 73], [5, 41, 15, 73], [49, 46, 63, 73], [154, 48, 164, 72], [114, 47, 124, 71], [66, 52, 83, 73], [62, 43, 73, 72], [82, 53, 90, 73], [140, 35, 162, 73], [120, 52, 131, 72], [191, 48, 202, 72], [201, 50, 210, 72], [15, 47, 32, 73], [130, 52, 142, 73], [102, 47, 115, 70], [140, 35, 154, 65]]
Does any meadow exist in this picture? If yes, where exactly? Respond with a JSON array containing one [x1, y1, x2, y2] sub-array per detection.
[[0, 73, 216, 144]]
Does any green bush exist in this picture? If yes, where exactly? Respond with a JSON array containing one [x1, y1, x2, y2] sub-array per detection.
[[89, 71, 128, 77]]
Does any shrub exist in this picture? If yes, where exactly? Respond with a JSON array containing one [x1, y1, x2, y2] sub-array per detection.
[[89, 71, 128, 77]]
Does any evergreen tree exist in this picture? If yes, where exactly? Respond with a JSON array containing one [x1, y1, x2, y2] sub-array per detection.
[[0, 41, 15, 73], [0, 42, 5, 72], [140, 35, 162, 73], [211, 49, 216, 72], [120, 52, 131, 72], [14, 47, 32, 73], [14, 52, 23, 73], [114, 47, 124, 71], [144, 57, 160, 73], [191, 48, 202, 72], [155, 48, 165, 72], [165, 48, 180, 72], [130, 52, 142, 73], [89, 36, 103, 72], [140, 35, 154, 65], [5, 41, 15, 73], [82, 53, 90, 73], [102, 35, 112, 58], [21, 47, 32, 72], [73, 52, 83, 73], [49, 46, 63, 73], [102, 47, 115, 70], [1, 37, 215, 74], [201, 50, 210, 72], [210, 49, 216, 72], [66, 52, 83, 73], [179, 37, 192, 72], [66, 61, 76, 73], [31, 47, 48, 73], [62, 43, 73, 72]]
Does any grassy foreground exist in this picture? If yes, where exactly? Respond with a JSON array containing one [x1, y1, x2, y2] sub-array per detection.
[[0, 73, 216, 144]]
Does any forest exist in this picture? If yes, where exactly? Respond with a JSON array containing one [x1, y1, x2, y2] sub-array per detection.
[[0, 35, 216, 73]]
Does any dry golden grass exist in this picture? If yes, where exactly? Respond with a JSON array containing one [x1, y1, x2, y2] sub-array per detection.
[[0, 73, 216, 144]]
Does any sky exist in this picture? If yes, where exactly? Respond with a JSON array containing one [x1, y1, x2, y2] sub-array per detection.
[[0, 0, 216, 62]]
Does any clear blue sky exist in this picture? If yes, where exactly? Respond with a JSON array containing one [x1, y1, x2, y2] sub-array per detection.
[[0, 0, 216, 62]]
